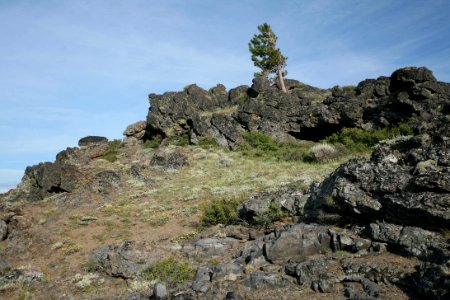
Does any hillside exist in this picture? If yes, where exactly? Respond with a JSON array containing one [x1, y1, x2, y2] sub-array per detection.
[[0, 67, 449, 299]]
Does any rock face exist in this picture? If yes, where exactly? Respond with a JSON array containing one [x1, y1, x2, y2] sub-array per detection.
[[145, 67, 450, 146], [304, 115, 450, 299], [308, 116, 450, 231]]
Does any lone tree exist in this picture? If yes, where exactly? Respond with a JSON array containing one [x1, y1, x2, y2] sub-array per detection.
[[249, 23, 288, 93]]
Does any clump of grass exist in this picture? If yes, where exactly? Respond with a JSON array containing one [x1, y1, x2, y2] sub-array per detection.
[[144, 137, 162, 149], [343, 85, 356, 92], [197, 136, 220, 149], [64, 242, 82, 255], [146, 214, 169, 226], [334, 250, 351, 257], [167, 134, 190, 146], [305, 143, 338, 162], [237, 132, 310, 161], [253, 202, 289, 226], [170, 230, 198, 243], [143, 257, 195, 284], [323, 121, 414, 153], [101, 140, 122, 162], [200, 199, 242, 226]]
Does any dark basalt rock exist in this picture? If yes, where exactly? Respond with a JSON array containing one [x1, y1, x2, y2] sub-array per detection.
[[21, 162, 81, 201], [78, 135, 108, 147], [0, 269, 44, 291], [238, 181, 314, 223], [91, 170, 121, 194], [89, 241, 165, 279], [285, 258, 342, 292], [366, 223, 446, 260], [307, 117, 450, 232], [414, 259, 450, 300], [145, 67, 449, 145]]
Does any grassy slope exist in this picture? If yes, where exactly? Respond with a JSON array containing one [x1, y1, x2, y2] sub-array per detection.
[[0, 142, 358, 298]]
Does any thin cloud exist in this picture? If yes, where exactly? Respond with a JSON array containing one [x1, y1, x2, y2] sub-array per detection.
[[1, 0, 449, 190]]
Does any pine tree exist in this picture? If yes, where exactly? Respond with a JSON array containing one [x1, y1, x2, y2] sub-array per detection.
[[249, 23, 288, 93]]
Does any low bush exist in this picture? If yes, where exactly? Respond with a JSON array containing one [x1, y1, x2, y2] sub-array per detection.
[[200, 199, 241, 226], [143, 257, 195, 284], [237, 132, 310, 161], [101, 140, 122, 162], [167, 134, 190, 146], [197, 136, 219, 149], [143, 137, 162, 149], [323, 121, 414, 152]]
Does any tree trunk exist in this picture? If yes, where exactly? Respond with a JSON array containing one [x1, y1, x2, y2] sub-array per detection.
[[278, 68, 287, 93]]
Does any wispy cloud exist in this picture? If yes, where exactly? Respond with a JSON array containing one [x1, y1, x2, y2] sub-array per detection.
[[1, 0, 449, 190]]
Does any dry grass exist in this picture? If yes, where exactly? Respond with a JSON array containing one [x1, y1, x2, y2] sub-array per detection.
[[0, 142, 354, 298]]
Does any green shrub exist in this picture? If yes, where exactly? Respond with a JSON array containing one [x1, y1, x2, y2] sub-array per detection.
[[101, 140, 122, 162], [143, 257, 195, 284], [343, 85, 356, 92], [167, 134, 190, 146], [144, 137, 162, 149], [323, 121, 414, 153], [253, 202, 289, 226], [200, 199, 241, 226], [237, 132, 310, 161], [197, 136, 219, 149]]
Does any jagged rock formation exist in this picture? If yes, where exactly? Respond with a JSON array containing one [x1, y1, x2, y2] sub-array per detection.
[[145, 67, 450, 146], [0, 67, 448, 299]]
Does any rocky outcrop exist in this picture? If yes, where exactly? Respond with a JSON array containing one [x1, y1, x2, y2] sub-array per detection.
[[300, 115, 450, 299], [145, 67, 450, 146], [123, 121, 147, 144], [1, 66, 448, 299], [307, 116, 450, 231], [17, 162, 81, 201]]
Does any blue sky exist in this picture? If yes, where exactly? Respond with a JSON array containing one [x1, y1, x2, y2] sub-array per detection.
[[1, 0, 450, 192]]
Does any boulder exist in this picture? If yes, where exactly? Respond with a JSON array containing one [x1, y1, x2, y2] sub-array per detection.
[[153, 282, 169, 300], [243, 271, 287, 290], [150, 149, 188, 169], [367, 223, 446, 259], [91, 170, 121, 194], [22, 162, 81, 201], [285, 258, 341, 292], [238, 181, 312, 223], [192, 266, 212, 292], [263, 224, 332, 263], [124, 121, 147, 143], [78, 136, 108, 147], [89, 241, 164, 279]]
